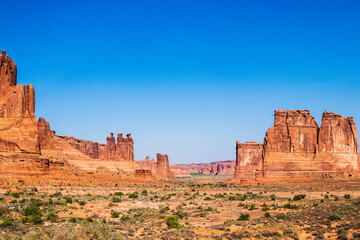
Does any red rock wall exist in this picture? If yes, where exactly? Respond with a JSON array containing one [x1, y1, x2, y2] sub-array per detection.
[[156, 153, 175, 179], [0, 50, 39, 153], [59, 136, 105, 159], [101, 132, 134, 161], [234, 141, 263, 182], [257, 110, 360, 182]]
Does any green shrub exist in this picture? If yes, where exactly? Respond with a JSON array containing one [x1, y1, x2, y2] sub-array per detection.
[[68, 217, 77, 223], [120, 215, 130, 221], [284, 203, 298, 209], [46, 212, 59, 223], [129, 192, 138, 199], [329, 214, 341, 221], [264, 212, 272, 218], [249, 204, 255, 210], [111, 210, 120, 218], [114, 192, 124, 196], [86, 217, 93, 222], [10, 200, 17, 204], [112, 197, 121, 203], [238, 213, 250, 221], [344, 194, 351, 199], [276, 213, 289, 219], [141, 190, 148, 196], [293, 194, 306, 201], [31, 215, 43, 225], [65, 197, 73, 204], [79, 200, 86, 206], [23, 206, 41, 216], [11, 192, 21, 198], [166, 215, 184, 228]]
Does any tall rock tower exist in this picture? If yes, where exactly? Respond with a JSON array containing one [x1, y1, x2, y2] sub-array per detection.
[[0, 50, 40, 153]]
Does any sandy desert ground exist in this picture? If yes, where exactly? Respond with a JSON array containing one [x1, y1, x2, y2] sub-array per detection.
[[0, 175, 359, 239]]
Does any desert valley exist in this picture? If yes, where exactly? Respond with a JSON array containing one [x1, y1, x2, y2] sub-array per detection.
[[0, 50, 359, 240]]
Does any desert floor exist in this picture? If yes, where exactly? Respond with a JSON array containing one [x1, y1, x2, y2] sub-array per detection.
[[0, 175, 359, 239]]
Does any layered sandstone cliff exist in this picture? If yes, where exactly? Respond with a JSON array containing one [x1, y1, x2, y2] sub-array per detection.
[[257, 110, 360, 182], [0, 50, 39, 153], [101, 133, 134, 161], [156, 153, 175, 179], [58, 135, 105, 159], [233, 141, 263, 183]]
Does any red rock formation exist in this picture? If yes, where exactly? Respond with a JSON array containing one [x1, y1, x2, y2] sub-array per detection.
[[136, 156, 157, 174], [134, 169, 154, 179], [38, 117, 56, 150], [156, 153, 175, 179], [101, 133, 134, 161], [170, 160, 236, 177], [257, 110, 360, 182], [315, 110, 359, 175], [58, 135, 105, 159], [233, 141, 263, 183], [0, 50, 39, 153]]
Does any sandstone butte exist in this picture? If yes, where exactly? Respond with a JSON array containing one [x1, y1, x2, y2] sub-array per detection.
[[155, 153, 175, 179], [231, 110, 360, 184], [0, 50, 161, 185]]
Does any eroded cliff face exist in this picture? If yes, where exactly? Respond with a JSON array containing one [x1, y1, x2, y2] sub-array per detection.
[[315, 111, 359, 175], [156, 153, 175, 179], [0, 50, 39, 153], [257, 110, 360, 182], [101, 133, 134, 161], [233, 141, 263, 183], [59, 136, 105, 159]]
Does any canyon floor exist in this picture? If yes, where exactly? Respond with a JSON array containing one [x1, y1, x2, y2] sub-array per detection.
[[0, 175, 359, 240]]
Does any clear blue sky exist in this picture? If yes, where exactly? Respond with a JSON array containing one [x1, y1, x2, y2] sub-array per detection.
[[2, 0, 360, 164]]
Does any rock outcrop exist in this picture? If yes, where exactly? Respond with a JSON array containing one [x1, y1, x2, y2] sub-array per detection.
[[233, 110, 360, 183], [170, 160, 236, 177], [134, 169, 154, 179], [136, 156, 157, 174], [233, 141, 263, 183], [156, 153, 175, 179], [58, 135, 105, 159], [101, 133, 134, 161], [0, 50, 39, 153]]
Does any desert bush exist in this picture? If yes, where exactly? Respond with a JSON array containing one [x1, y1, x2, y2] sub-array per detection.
[[276, 213, 289, 219], [141, 190, 148, 196], [344, 194, 351, 199], [23, 206, 41, 216], [68, 217, 77, 223], [111, 210, 120, 218], [238, 213, 250, 221], [284, 203, 299, 209], [65, 197, 73, 204], [78, 200, 86, 206], [293, 194, 306, 201], [329, 214, 341, 221], [120, 215, 130, 221], [264, 212, 272, 218], [249, 204, 256, 210], [46, 212, 59, 223], [112, 197, 121, 203], [166, 215, 184, 228], [261, 203, 270, 211], [114, 192, 124, 196], [129, 192, 138, 199]]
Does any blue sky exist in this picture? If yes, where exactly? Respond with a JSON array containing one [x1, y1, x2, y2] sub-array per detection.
[[2, 0, 360, 164]]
